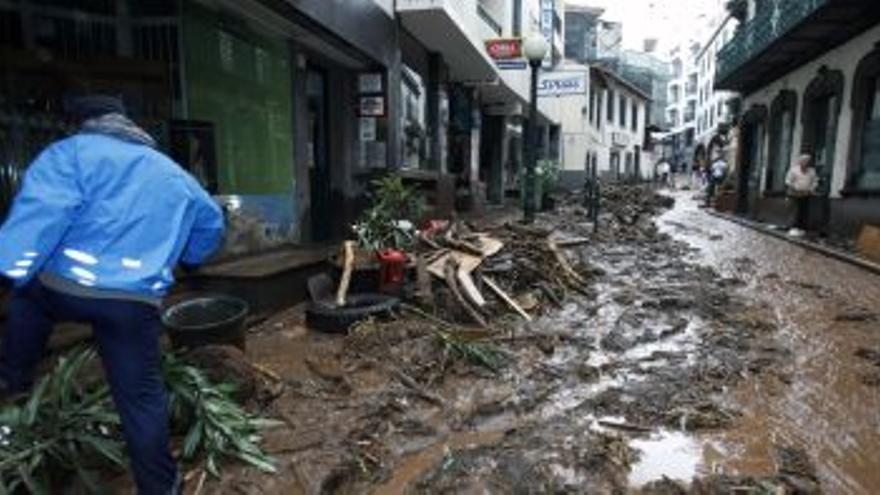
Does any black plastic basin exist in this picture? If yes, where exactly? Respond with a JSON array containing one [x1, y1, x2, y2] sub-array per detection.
[[162, 295, 249, 350]]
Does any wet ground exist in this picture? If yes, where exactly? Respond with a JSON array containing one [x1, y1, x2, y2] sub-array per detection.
[[194, 190, 880, 494], [658, 192, 880, 494]]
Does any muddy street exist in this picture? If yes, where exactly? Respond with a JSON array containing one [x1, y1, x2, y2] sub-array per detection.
[[658, 192, 880, 494], [201, 189, 880, 495]]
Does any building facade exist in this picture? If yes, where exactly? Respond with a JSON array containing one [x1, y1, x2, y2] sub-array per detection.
[[693, 1, 739, 167], [716, 0, 880, 237], [0, 0, 565, 261], [542, 64, 650, 187], [665, 42, 699, 171], [0, 0, 403, 256]]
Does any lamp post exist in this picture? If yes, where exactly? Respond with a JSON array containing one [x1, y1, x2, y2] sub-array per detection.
[[522, 35, 549, 223]]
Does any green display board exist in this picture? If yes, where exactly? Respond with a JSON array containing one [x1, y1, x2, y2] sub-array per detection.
[[182, 1, 294, 195]]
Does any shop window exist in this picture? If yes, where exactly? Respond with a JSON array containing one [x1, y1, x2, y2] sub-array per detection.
[[0, 0, 181, 218], [766, 90, 797, 193], [800, 68, 843, 196], [849, 49, 880, 191], [182, 1, 294, 196], [856, 77, 880, 188], [401, 65, 429, 170]]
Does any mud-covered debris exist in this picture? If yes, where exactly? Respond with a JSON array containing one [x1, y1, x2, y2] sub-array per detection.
[[411, 423, 634, 494], [834, 308, 878, 322], [184, 345, 282, 405], [854, 348, 880, 366]]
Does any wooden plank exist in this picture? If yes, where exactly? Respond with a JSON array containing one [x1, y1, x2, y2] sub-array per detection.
[[482, 275, 533, 322], [458, 270, 486, 307], [336, 241, 356, 306], [554, 237, 590, 248], [444, 257, 488, 328]]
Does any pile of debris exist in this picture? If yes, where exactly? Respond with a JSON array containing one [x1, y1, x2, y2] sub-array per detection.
[[413, 220, 595, 328], [596, 184, 675, 241]]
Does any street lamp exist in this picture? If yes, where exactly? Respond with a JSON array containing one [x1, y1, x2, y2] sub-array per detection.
[[522, 34, 549, 223]]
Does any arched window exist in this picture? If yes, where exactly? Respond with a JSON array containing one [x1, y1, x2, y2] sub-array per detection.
[[801, 67, 844, 196], [847, 44, 880, 190], [766, 90, 797, 193]]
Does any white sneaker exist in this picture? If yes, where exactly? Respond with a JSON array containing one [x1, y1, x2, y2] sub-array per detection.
[[787, 228, 805, 237]]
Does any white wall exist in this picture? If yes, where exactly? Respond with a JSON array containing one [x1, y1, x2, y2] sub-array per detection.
[[601, 82, 649, 178], [742, 23, 880, 198], [538, 66, 597, 173], [373, 0, 394, 17]]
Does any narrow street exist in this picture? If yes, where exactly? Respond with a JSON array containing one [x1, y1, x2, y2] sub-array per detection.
[[193, 189, 880, 494], [4, 1, 880, 492], [658, 192, 880, 494]]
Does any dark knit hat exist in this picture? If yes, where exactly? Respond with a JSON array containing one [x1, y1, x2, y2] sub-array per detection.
[[62, 94, 126, 122]]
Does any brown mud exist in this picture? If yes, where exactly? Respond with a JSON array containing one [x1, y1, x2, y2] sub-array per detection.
[[184, 188, 880, 495]]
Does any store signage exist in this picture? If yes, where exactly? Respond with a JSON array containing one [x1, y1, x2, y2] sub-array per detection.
[[359, 117, 377, 141], [541, 0, 555, 67], [541, 0, 554, 42], [537, 72, 587, 96], [496, 60, 528, 70], [359, 96, 385, 117], [358, 73, 383, 94], [485, 38, 522, 60]]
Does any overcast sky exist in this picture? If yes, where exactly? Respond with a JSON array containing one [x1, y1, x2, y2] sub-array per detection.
[[566, 0, 720, 54]]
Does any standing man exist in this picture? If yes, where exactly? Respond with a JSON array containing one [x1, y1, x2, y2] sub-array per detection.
[[0, 95, 224, 493], [705, 154, 728, 207], [657, 160, 671, 188], [785, 154, 818, 237]]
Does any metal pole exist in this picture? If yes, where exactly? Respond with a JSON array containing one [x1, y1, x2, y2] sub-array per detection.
[[523, 59, 540, 223]]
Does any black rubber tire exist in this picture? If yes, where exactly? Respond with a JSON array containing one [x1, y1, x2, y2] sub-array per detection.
[[306, 293, 400, 333]]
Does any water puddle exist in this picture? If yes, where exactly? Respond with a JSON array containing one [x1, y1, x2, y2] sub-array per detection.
[[627, 429, 703, 487]]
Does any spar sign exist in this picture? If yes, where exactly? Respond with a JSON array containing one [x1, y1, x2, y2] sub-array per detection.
[[537, 72, 588, 97]]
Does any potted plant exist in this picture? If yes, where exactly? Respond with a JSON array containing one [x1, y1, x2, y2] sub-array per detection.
[[353, 176, 425, 253], [537, 159, 561, 211]]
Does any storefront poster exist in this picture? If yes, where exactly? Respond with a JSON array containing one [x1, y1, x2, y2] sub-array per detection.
[[169, 120, 219, 194], [358, 73, 383, 94], [359, 117, 377, 141], [359, 96, 385, 117]]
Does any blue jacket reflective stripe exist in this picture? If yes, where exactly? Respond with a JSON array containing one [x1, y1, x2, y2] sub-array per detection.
[[0, 133, 224, 297]]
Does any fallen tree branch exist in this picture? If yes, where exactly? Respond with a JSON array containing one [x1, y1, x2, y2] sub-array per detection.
[[362, 356, 445, 407], [547, 239, 587, 286]]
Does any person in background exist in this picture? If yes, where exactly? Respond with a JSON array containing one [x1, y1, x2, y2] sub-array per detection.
[[785, 153, 818, 237], [0, 94, 224, 494], [657, 160, 671, 187], [705, 154, 728, 207]]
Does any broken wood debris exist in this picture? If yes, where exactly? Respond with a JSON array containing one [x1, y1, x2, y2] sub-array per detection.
[[481, 275, 532, 322], [415, 220, 591, 324]]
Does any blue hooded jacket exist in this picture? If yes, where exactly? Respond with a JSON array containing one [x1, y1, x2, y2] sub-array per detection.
[[0, 132, 224, 301]]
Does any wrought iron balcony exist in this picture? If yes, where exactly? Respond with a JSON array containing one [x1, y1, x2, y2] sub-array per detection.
[[718, 0, 828, 83], [716, 0, 880, 93]]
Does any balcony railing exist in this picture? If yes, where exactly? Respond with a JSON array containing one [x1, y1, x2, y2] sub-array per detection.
[[717, 0, 829, 82]]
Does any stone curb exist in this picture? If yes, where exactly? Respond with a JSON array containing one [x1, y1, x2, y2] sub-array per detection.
[[706, 210, 880, 277]]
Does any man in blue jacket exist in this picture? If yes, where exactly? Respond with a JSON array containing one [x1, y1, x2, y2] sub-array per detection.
[[0, 95, 224, 493]]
